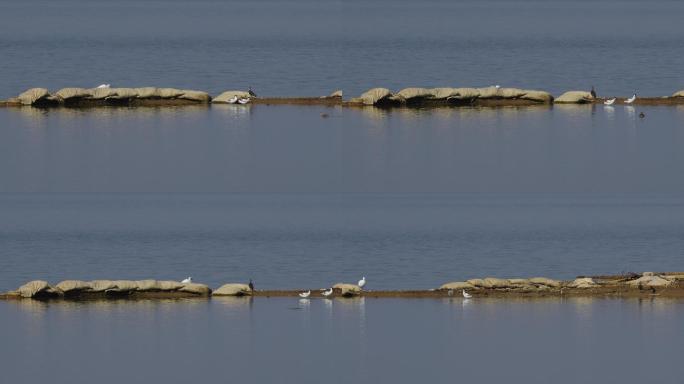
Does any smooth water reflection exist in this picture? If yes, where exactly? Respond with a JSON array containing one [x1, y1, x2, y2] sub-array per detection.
[[3, 104, 684, 193], [2, 297, 683, 384]]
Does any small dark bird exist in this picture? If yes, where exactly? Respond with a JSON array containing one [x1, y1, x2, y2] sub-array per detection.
[[590, 86, 596, 98], [639, 112, 645, 118], [248, 87, 257, 98], [248, 279, 254, 291], [320, 113, 329, 118]]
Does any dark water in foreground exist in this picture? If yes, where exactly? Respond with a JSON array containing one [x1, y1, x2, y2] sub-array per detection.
[[2, 0, 684, 97], [2, 297, 683, 384]]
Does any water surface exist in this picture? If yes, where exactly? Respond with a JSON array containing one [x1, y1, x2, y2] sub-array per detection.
[[2, 0, 684, 97], [2, 297, 683, 384]]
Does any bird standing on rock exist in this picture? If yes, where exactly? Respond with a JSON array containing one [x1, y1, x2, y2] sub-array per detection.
[[358, 277, 366, 288], [590, 86, 596, 98], [248, 87, 257, 98], [181, 277, 192, 284], [248, 279, 254, 291]]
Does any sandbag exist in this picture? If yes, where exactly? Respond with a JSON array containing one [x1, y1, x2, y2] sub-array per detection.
[[466, 278, 486, 287], [17, 88, 50, 105], [134, 87, 159, 98], [332, 283, 362, 296], [178, 90, 211, 102], [555, 91, 594, 104], [212, 283, 252, 296], [358, 88, 392, 105], [156, 88, 184, 99], [568, 277, 597, 288], [179, 283, 211, 295], [529, 277, 561, 287], [54, 88, 92, 101], [395, 87, 434, 100], [135, 280, 159, 291], [156, 280, 184, 291], [482, 277, 511, 288], [672, 90, 684, 97], [55, 280, 92, 293], [439, 281, 474, 290], [16, 280, 53, 298], [111, 280, 139, 292], [627, 275, 673, 288], [89, 280, 118, 292], [212, 90, 250, 103]]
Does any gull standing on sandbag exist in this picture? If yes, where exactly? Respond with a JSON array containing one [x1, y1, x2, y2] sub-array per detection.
[[181, 277, 192, 284]]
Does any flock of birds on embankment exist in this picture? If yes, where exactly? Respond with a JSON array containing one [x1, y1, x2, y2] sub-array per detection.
[[180, 275, 479, 300], [591, 86, 645, 118]]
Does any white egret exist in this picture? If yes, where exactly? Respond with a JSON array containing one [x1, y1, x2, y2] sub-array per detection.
[[181, 277, 192, 284], [358, 277, 366, 288]]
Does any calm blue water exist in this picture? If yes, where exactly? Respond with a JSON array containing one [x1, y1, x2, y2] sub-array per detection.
[[2, 297, 683, 384], [1, 105, 684, 292], [2, 0, 684, 97]]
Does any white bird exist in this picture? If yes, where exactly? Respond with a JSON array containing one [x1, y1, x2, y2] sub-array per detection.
[[604, 98, 616, 105], [237, 97, 250, 104], [462, 290, 472, 299], [321, 288, 333, 297], [447, 289, 454, 297], [298, 290, 311, 298], [494, 85, 500, 89], [181, 277, 192, 284], [358, 277, 366, 288], [96, 84, 110, 89], [625, 94, 636, 104], [227, 95, 238, 104]]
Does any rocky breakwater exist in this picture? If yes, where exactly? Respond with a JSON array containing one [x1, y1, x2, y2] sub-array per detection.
[[4, 87, 211, 107], [350, 86, 554, 107]]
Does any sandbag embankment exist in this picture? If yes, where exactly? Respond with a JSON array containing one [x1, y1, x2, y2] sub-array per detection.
[[4, 279, 211, 299], [351, 86, 553, 106], [11, 87, 212, 106], [673, 90, 684, 98]]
